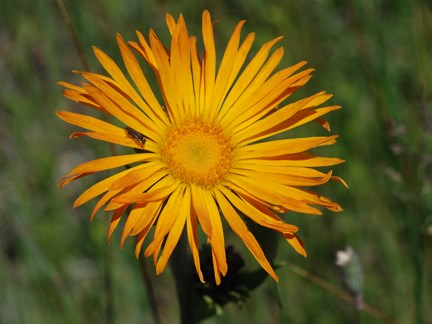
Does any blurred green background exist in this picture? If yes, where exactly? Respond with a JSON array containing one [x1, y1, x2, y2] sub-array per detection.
[[1, 0, 431, 323]]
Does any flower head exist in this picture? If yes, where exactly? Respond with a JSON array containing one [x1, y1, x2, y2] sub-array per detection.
[[58, 10, 346, 284]]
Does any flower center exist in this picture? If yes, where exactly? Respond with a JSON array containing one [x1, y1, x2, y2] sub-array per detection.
[[161, 118, 233, 187]]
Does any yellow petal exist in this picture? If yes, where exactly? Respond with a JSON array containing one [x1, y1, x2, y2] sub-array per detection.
[[237, 135, 338, 158], [332, 176, 349, 188], [165, 12, 176, 35], [214, 189, 279, 281], [203, 189, 227, 275], [91, 188, 123, 220], [145, 185, 184, 257], [234, 91, 329, 144], [59, 154, 150, 188], [105, 174, 172, 211], [283, 233, 307, 257], [186, 207, 204, 283], [69, 131, 155, 151], [149, 30, 181, 122], [283, 106, 341, 133], [212, 248, 222, 285], [210, 19, 246, 120], [132, 30, 158, 69], [131, 201, 163, 236], [170, 15, 194, 119], [189, 36, 202, 116], [81, 75, 161, 142], [116, 34, 170, 126], [109, 162, 165, 190], [155, 186, 190, 274], [73, 167, 134, 208], [120, 204, 145, 247], [233, 168, 333, 187], [217, 36, 283, 123], [56, 111, 123, 135], [134, 205, 160, 258], [108, 205, 127, 243], [112, 181, 177, 205], [226, 68, 314, 133], [233, 153, 345, 167], [190, 184, 212, 236], [219, 186, 298, 233], [61, 88, 105, 113], [201, 10, 216, 122]]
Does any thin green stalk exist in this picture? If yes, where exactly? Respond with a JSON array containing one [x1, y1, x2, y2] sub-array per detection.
[[138, 257, 162, 324], [53, 0, 90, 71], [287, 265, 394, 324], [169, 233, 201, 324], [104, 247, 114, 324], [53, 0, 117, 159]]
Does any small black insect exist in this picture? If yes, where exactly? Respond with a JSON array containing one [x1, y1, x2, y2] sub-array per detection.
[[124, 126, 146, 147]]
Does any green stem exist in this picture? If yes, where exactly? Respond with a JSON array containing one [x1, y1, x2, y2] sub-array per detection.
[[104, 247, 114, 324], [169, 233, 201, 324], [287, 265, 394, 323], [53, 0, 90, 71], [138, 257, 162, 324]]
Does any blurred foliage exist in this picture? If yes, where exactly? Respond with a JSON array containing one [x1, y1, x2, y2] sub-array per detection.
[[1, 0, 431, 323]]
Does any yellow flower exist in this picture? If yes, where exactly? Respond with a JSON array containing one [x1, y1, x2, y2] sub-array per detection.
[[57, 10, 346, 284]]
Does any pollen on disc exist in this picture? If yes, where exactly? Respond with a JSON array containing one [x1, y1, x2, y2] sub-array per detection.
[[161, 118, 233, 187]]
